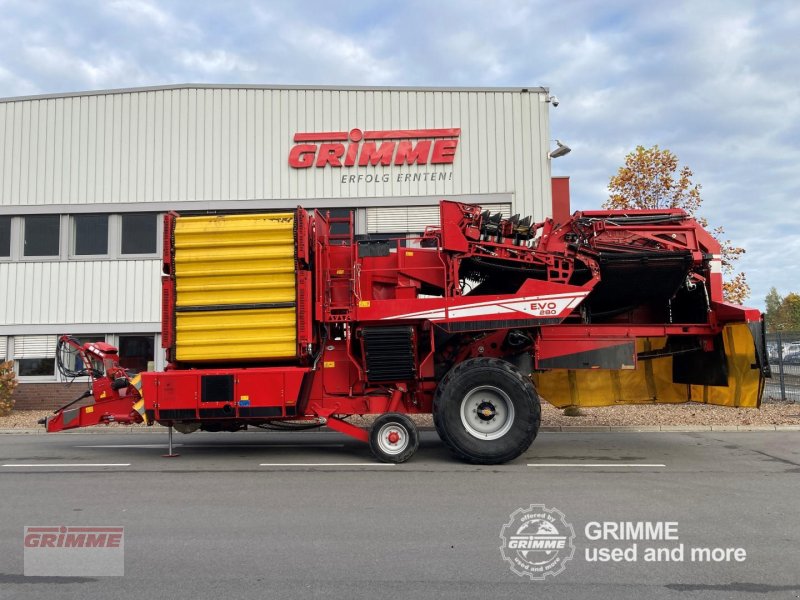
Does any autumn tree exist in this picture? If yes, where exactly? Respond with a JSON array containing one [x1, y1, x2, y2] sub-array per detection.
[[764, 287, 800, 332], [779, 294, 800, 331], [604, 145, 749, 303], [0, 361, 17, 417]]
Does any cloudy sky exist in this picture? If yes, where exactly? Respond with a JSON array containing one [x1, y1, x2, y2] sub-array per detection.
[[1, 0, 797, 308]]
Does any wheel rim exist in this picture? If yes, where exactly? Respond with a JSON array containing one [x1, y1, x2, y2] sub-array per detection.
[[376, 422, 410, 455], [460, 385, 515, 440]]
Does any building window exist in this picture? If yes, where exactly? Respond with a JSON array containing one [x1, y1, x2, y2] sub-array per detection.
[[121, 214, 158, 255], [14, 335, 58, 378], [118, 335, 155, 373], [17, 358, 56, 377], [72, 215, 109, 256], [0, 216, 10, 257], [23, 215, 60, 257]]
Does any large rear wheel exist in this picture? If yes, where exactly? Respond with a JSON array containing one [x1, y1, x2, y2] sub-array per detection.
[[433, 357, 541, 464]]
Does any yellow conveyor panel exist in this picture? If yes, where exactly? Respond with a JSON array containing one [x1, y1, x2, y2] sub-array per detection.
[[172, 212, 297, 362]]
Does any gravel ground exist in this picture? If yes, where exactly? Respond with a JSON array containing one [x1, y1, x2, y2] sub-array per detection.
[[2, 401, 799, 430], [537, 401, 800, 427]]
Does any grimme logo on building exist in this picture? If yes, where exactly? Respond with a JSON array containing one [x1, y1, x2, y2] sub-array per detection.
[[24, 526, 124, 576], [288, 127, 460, 168]]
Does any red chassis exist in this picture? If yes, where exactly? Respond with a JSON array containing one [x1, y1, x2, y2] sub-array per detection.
[[46, 201, 768, 464], [43, 337, 145, 432]]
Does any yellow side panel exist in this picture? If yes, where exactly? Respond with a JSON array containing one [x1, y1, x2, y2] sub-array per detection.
[[173, 212, 297, 362], [176, 308, 297, 361], [174, 213, 295, 307], [534, 324, 763, 409], [687, 323, 764, 407]]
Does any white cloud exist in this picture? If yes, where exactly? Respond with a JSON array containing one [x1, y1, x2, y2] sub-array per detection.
[[0, 0, 797, 307], [0, 64, 38, 97], [178, 50, 256, 74], [108, 0, 173, 28], [24, 45, 141, 88], [274, 23, 398, 85], [440, 31, 510, 82]]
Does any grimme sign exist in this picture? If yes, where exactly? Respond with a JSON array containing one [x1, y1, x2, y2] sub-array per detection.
[[24, 526, 125, 576], [288, 128, 460, 169]]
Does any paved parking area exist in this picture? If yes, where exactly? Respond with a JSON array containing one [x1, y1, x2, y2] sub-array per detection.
[[0, 430, 798, 599]]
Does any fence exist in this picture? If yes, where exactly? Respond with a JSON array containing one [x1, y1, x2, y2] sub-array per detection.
[[764, 331, 800, 402]]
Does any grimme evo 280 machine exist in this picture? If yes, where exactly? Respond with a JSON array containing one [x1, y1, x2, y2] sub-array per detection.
[[45, 200, 770, 463]]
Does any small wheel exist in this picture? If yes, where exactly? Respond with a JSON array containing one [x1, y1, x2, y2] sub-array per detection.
[[434, 357, 541, 464], [369, 413, 419, 463]]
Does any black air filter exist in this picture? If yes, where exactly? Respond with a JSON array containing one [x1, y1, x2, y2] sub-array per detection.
[[361, 326, 416, 382]]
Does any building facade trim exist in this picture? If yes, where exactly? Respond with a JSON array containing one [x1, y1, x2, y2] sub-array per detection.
[[0, 322, 161, 335], [0, 84, 549, 104], [0, 193, 514, 216]]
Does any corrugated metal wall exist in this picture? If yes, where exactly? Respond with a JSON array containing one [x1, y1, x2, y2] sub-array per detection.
[[366, 203, 511, 234], [0, 86, 551, 218], [0, 260, 160, 326], [0, 85, 551, 336]]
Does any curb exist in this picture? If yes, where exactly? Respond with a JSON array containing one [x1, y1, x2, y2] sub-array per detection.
[[2, 425, 800, 435]]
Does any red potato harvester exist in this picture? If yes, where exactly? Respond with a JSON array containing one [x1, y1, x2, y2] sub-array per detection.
[[44, 200, 769, 463]]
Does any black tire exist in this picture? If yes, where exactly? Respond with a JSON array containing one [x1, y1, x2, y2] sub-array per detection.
[[369, 413, 419, 463], [434, 357, 541, 464]]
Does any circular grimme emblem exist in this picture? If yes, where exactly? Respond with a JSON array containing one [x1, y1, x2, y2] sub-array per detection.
[[499, 505, 576, 580]]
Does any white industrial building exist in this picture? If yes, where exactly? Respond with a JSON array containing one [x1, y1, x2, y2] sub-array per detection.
[[0, 84, 566, 404]]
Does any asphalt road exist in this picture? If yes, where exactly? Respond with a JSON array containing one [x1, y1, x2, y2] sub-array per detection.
[[0, 429, 798, 600]]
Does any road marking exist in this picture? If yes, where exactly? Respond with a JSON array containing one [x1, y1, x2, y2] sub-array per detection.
[[3, 463, 131, 467], [75, 443, 345, 449], [76, 444, 185, 448], [234, 444, 346, 448], [259, 462, 395, 467], [527, 463, 666, 467]]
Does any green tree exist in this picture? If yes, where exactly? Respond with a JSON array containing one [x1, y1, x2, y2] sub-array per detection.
[[604, 145, 749, 303], [765, 287, 782, 332]]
